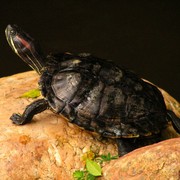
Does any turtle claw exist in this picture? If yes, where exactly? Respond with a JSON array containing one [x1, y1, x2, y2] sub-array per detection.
[[10, 113, 24, 125]]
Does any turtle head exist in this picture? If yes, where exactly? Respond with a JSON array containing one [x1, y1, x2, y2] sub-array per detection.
[[5, 24, 45, 74]]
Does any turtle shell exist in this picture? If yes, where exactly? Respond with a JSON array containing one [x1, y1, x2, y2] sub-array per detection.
[[39, 53, 168, 138]]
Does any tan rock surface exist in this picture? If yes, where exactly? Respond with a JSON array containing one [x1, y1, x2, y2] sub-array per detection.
[[101, 138, 180, 180], [0, 71, 179, 179]]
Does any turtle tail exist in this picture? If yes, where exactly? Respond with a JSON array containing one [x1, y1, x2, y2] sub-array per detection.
[[166, 110, 180, 134]]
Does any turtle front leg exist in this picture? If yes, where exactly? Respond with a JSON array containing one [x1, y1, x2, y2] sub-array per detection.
[[10, 99, 49, 125]]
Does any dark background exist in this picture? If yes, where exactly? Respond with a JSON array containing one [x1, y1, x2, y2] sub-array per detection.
[[0, 1, 180, 100]]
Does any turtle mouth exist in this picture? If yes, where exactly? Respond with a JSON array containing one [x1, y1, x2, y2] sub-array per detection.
[[5, 24, 14, 39], [5, 25, 19, 54]]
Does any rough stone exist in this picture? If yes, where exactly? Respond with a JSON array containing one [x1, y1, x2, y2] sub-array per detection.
[[0, 71, 179, 179], [101, 138, 180, 180]]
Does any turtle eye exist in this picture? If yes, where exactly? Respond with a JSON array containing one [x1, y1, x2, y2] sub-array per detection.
[[10, 29, 16, 36]]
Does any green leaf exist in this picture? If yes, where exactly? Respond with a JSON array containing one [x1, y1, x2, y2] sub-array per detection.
[[20, 89, 41, 98], [86, 173, 96, 180], [73, 170, 84, 180], [86, 159, 102, 176], [100, 153, 118, 162]]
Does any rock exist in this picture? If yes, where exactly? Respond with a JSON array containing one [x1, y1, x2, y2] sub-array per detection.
[[101, 138, 180, 180], [0, 71, 179, 179]]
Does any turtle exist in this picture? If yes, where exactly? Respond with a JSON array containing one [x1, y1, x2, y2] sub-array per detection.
[[5, 24, 180, 156]]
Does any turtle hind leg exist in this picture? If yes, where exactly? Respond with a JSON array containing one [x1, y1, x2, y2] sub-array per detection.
[[117, 138, 139, 157], [10, 98, 48, 125], [117, 136, 161, 157], [167, 110, 180, 134]]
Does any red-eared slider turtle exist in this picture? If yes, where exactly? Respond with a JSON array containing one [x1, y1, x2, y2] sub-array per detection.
[[5, 24, 180, 156]]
